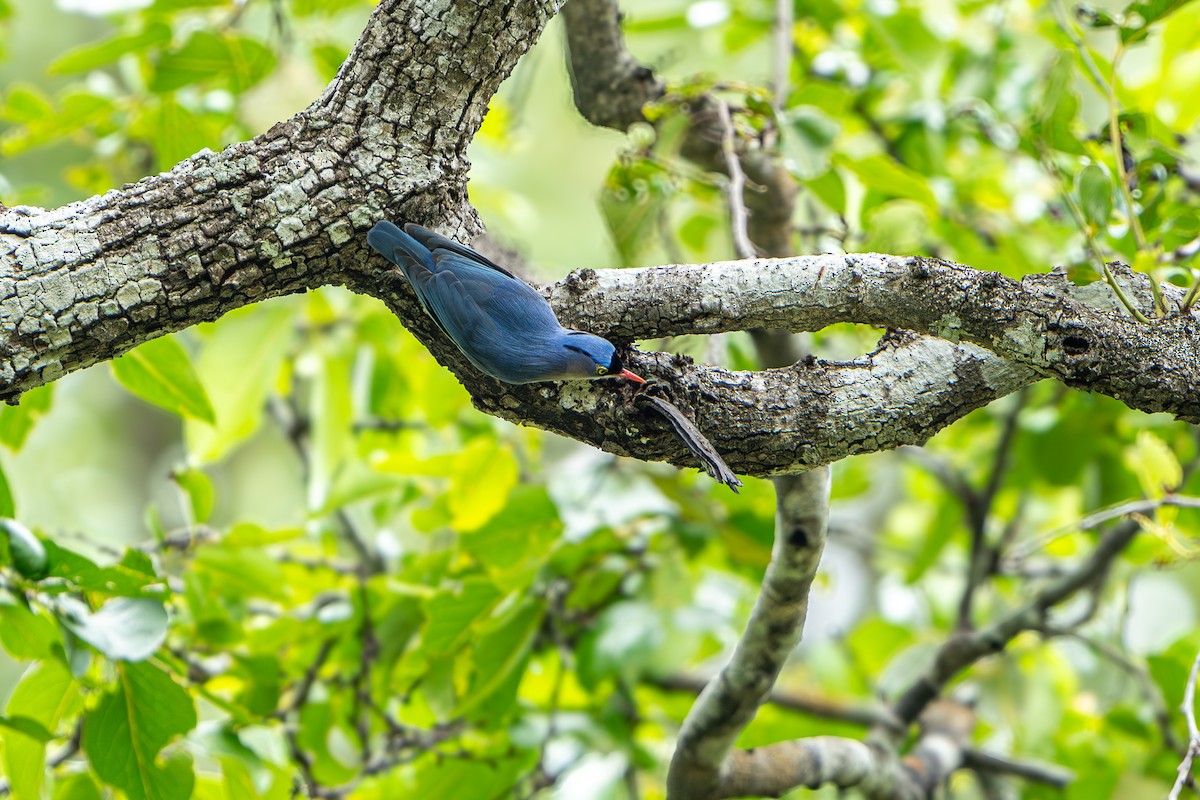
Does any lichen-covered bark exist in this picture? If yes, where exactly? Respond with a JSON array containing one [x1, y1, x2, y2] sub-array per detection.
[[549, 255, 1200, 422], [0, 0, 556, 401]]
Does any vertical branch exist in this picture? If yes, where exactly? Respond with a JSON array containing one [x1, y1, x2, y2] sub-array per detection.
[[772, 0, 793, 113], [957, 390, 1026, 630], [667, 467, 831, 799], [1169, 648, 1200, 799], [715, 101, 756, 261], [561, 0, 663, 129]]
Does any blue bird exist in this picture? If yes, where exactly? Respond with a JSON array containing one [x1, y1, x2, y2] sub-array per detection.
[[367, 221, 645, 385]]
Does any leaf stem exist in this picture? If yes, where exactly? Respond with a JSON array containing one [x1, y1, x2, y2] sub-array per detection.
[[1041, 149, 1151, 323]]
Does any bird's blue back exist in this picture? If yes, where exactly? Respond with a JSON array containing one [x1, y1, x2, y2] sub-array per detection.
[[366, 221, 593, 383]]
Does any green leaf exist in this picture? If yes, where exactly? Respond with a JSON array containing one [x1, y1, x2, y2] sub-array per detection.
[[2, 661, 82, 800], [577, 601, 664, 689], [42, 541, 163, 597], [292, 0, 365, 15], [224, 522, 303, 546], [151, 31, 275, 93], [458, 598, 544, 718], [1121, 0, 1197, 44], [1123, 430, 1182, 497], [0, 518, 45, 578], [448, 439, 519, 531], [194, 545, 288, 601], [600, 157, 677, 265], [847, 618, 915, 672], [84, 661, 197, 800], [0, 463, 14, 519], [835, 154, 938, 212], [311, 43, 348, 81], [782, 106, 840, 180], [60, 597, 168, 662], [1076, 163, 1114, 228], [1, 84, 52, 125], [1035, 54, 1083, 154], [0, 383, 53, 451], [421, 578, 502, 655], [49, 22, 172, 74], [173, 467, 215, 523], [808, 169, 847, 215], [0, 604, 60, 660], [905, 501, 959, 583], [0, 714, 54, 742], [462, 485, 561, 590], [1, 91, 114, 156], [186, 302, 295, 463], [387, 752, 535, 800], [309, 345, 354, 511], [54, 773, 104, 800], [111, 334, 215, 424], [120, 547, 157, 578], [130, 95, 224, 173], [151, 0, 229, 9]]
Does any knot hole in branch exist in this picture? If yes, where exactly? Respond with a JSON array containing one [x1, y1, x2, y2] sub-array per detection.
[[1062, 335, 1091, 356], [787, 526, 810, 548]]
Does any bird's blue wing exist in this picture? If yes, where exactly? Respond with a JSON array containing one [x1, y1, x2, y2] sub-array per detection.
[[368, 221, 576, 383], [428, 249, 561, 334], [366, 221, 444, 329], [403, 224, 516, 278]]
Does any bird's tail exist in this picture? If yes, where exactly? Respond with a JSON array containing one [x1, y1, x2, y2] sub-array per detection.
[[367, 220, 433, 272]]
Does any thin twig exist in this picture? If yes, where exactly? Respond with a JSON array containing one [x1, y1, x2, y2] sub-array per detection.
[[1009, 494, 1200, 562], [1050, 0, 1113, 96], [962, 747, 1073, 788], [958, 390, 1027, 630], [715, 100, 756, 261], [1169, 648, 1200, 799], [651, 673, 900, 731], [1039, 148, 1152, 324], [1044, 628, 1183, 752], [893, 517, 1142, 725]]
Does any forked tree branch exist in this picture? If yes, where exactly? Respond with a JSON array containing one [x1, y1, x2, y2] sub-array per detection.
[[0, 0, 1184, 481]]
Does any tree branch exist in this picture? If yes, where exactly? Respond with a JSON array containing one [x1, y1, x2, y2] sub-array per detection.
[[667, 467, 831, 798], [561, 0, 663, 130], [1, 0, 1190, 487], [712, 699, 974, 800], [0, 0, 563, 402], [547, 254, 1199, 421], [892, 518, 1141, 725]]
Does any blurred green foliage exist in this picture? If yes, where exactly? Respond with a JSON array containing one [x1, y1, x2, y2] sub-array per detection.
[[1, 0, 1200, 798]]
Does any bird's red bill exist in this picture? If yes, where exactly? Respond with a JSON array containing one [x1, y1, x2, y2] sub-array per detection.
[[619, 369, 646, 384]]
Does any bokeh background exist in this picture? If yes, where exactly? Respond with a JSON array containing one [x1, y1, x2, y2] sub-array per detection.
[[2, 1, 1200, 797]]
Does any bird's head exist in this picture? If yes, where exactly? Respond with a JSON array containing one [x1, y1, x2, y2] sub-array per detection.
[[560, 331, 645, 383]]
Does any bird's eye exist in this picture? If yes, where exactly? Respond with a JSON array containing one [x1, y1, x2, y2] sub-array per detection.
[[595, 365, 608, 376]]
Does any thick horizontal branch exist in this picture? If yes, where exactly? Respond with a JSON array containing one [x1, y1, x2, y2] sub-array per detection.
[[359, 277, 1038, 475], [549, 255, 1200, 421]]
